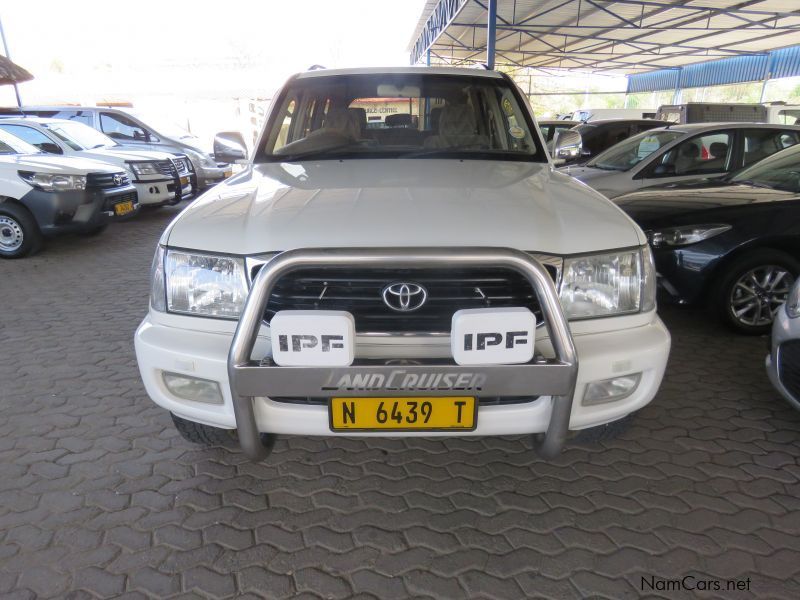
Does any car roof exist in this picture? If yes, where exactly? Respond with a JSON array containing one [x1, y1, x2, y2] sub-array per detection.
[[576, 119, 666, 126], [538, 120, 580, 126], [294, 66, 504, 80], [0, 116, 69, 126]]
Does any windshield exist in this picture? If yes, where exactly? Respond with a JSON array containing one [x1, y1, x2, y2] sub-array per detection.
[[0, 129, 42, 155], [258, 73, 546, 162], [732, 144, 800, 192], [45, 121, 116, 151], [588, 129, 681, 171], [123, 109, 195, 140]]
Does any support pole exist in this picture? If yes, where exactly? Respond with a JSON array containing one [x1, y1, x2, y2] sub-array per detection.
[[672, 68, 683, 105], [0, 17, 21, 107], [487, 0, 497, 70]]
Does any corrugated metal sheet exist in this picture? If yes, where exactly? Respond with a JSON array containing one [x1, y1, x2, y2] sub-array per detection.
[[626, 69, 680, 94], [771, 45, 800, 79], [626, 45, 800, 93]]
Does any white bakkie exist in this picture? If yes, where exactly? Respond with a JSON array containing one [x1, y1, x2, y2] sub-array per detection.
[[135, 66, 671, 460]]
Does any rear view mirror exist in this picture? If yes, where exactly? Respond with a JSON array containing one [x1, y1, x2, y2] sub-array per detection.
[[214, 131, 247, 164], [551, 130, 582, 165], [377, 84, 421, 98]]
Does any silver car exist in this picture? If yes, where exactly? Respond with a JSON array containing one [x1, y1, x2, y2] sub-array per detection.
[[562, 123, 800, 198], [767, 278, 800, 410], [8, 106, 231, 190]]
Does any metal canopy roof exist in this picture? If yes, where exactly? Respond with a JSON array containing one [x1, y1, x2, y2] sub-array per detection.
[[408, 0, 800, 75]]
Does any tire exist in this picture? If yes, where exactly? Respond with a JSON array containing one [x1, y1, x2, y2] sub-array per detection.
[[712, 249, 800, 335], [170, 413, 276, 453], [572, 413, 634, 444], [0, 203, 42, 259]]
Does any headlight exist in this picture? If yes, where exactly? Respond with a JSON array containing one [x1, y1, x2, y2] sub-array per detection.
[[787, 279, 800, 319], [648, 224, 731, 248], [19, 171, 86, 191], [150, 245, 166, 312], [186, 149, 217, 168], [559, 247, 655, 319], [163, 249, 247, 319], [130, 162, 160, 176]]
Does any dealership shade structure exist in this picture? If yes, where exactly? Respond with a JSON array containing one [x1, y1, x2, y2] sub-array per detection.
[[408, 0, 800, 93]]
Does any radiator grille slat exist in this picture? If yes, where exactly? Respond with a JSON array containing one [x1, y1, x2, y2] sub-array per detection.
[[259, 266, 558, 334]]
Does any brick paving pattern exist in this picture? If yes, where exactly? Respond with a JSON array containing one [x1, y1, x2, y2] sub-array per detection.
[[1, 204, 799, 598]]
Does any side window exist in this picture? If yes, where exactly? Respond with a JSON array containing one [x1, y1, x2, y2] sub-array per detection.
[[46, 110, 93, 126], [585, 124, 629, 155], [743, 129, 800, 166], [100, 112, 149, 142], [657, 131, 733, 176], [273, 98, 297, 152], [0, 125, 61, 154]]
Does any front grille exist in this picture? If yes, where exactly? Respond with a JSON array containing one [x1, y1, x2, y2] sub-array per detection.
[[259, 264, 559, 334], [156, 160, 178, 177], [778, 340, 800, 401], [87, 172, 129, 189], [102, 191, 137, 211], [172, 157, 189, 174]]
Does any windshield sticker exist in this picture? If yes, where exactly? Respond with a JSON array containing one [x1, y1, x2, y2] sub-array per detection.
[[509, 125, 525, 139], [502, 98, 515, 116]]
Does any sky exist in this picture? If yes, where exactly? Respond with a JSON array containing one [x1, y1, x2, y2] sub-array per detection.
[[0, 0, 429, 104]]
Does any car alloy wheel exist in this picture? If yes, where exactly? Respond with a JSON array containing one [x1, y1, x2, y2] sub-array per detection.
[[729, 265, 795, 328], [0, 215, 23, 252]]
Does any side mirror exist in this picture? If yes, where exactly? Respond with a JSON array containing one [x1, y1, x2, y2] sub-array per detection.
[[214, 131, 247, 164], [39, 142, 63, 155], [552, 130, 582, 165], [652, 164, 676, 176]]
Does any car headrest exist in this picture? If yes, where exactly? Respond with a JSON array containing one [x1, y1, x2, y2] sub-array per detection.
[[323, 108, 360, 139], [348, 107, 367, 133], [709, 142, 728, 159], [681, 143, 700, 158], [438, 104, 477, 137], [385, 113, 412, 128]]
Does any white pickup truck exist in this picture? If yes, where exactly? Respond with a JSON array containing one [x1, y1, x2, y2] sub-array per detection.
[[135, 67, 671, 460]]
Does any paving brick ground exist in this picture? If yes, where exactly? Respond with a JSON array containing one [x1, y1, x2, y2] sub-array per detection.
[[1, 204, 800, 598]]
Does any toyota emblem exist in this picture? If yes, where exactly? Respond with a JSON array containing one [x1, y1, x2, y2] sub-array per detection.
[[113, 174, 123, 186], [382, 282, 427, 312]]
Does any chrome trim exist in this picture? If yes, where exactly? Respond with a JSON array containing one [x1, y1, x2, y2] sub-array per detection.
[[245, 251, 562, 334], [228, 247, 578, 462]]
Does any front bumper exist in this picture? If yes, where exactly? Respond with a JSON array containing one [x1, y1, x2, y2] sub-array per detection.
[[23, 184, 139, 235], [135, 248, 670, 460], [135, 310, 669, 434], [133, 177, 194, 206], [194, 162, 231, 188]]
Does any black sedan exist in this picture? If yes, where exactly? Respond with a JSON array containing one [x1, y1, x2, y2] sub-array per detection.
[[615, 144, 800, 334]]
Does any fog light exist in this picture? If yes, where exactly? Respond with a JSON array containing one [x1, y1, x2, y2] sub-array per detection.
[[162, 372, 223, 405], [582, 373, 641, 406]]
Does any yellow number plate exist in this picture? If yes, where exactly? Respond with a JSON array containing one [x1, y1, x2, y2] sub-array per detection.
[[223, 169, 232, 178], [180, 176, 189, 185], [113, 201, 134, 216], [330, 397, 476, 431]]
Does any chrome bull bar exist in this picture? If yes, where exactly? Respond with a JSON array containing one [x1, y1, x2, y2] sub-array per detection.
[[228, 248, 578, 461]]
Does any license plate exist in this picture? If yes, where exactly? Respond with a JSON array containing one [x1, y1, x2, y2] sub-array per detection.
[[330, 397, 476, 431], [113, 200, 134, 216], [180, 176, 189, 186], [223, 169, 232, 178]]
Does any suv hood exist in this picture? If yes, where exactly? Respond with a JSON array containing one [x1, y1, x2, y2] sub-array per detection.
[[0, 153, 123, 174], [167, 159, 644, 255]]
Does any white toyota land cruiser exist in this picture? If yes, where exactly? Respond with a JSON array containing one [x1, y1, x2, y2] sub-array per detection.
[[135, 67, 671, 460]]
